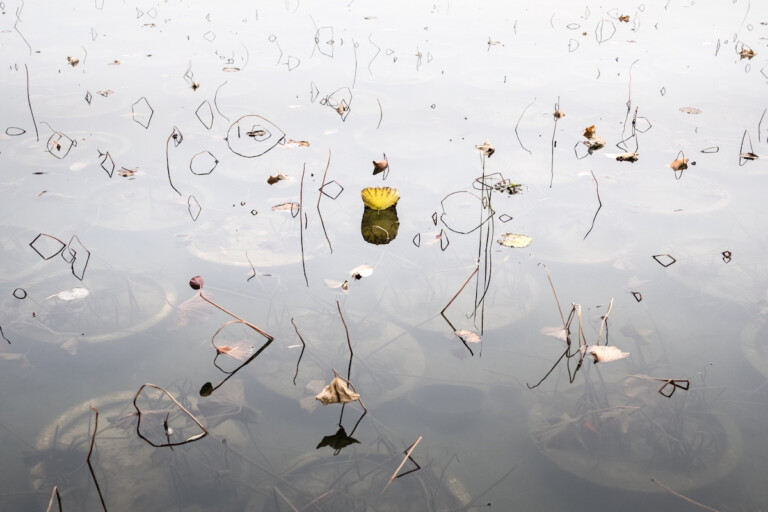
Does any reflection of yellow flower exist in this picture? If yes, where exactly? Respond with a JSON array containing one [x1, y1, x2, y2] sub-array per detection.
[[361, 187, 399, 210]]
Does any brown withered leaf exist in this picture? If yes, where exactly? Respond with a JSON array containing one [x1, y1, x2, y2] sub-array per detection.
[[553, 109, 565, 119], [616, 152, 639, 162], [118, 168, 137, 177], [373, 154, 389, 175], [67, 56, 79, 67], [619, 15, 630, 22], [267, 173, 288, 185], [668, 157, 688, 171], [740, 47, 756, 60], [476, 140, 495, 157], [740, 152, 759, 160], [583, 125, 596, 138], [315, 376, 360, 405], [679, 107, 701, 114]]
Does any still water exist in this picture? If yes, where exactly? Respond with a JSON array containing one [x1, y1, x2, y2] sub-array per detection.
[[2, 0, 768, 510]]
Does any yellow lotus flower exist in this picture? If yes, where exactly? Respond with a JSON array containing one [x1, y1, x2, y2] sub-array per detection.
[[361, 187, 399, 210]]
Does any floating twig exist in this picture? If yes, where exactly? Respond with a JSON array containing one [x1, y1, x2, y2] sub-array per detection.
[[197, 288, 273, 341], [650, 478, 722, 512], [381, 436, 422, 493], [550, 97, 561, 187], [1, 325, 11, 344], [165, 127, 183, 196], [583, 170, 602, 240]]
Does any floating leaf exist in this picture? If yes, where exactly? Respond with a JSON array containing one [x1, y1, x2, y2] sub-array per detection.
[[615, 152, 639, 162], [189, 275, 204, 290], [174, 292, 213, 328], [588, 345, 630, 363], [117, 168, 137, 177], [272, 202, 300, 211], [455, 330, 481, 343], [267, 173, 289, 185], [498, 233, 532, 248], [668, 157, 689, 171], [553, 110, 565, 119], [67, 56, 79, 67], [739, 152, 759, 161], [350, 264, 373, 280], [361, 187, 399, 210], [284, 139, 310, 148], [47, 288, 89, 300], [679, 107, 701, 114], [618, 14, 630, 22], [315, 376, 360, 405], [475, 140, 495, 157], [216, 341, 254, 361], [324, 279, 349, 293], [584, 136, 606, 152], [583, 125, 596, 138], [541, 326, 568, 342]]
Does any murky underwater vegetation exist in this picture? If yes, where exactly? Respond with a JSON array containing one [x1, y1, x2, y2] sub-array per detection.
[[1, 0, 768, 510]]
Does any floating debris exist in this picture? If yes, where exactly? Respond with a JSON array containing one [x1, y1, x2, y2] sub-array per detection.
[[668, 157, 689, 171], [475, 140, 495, 157], [316, 376, 360, 405], [679, 107, 702, 114], [588, 345, 630, 363], [66, 56, 79, 67], [616, 152, 639, 162]]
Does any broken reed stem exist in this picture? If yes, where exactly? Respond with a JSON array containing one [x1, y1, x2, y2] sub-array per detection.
[[25, 64, 39, 142], [273, 486, 300, 512], [299, 164, 308, 287], [316, 149, 334, 253], [650, 478, 722, 512], [198, 291, 273, 341], [583, 170, 603, 240], [86, 408, 108, 512], [594, 298, 614, 346], [515, 98, 534, 155], [337, 301, 353, 380], [87, 407, 99, 462], [539, 263, 566, 328], [133, 383, 210, 447], [381, 436, 423, 494], [441, 265, 480, 316], [290, 317, 306, 386], [245, 250, 257, 282], [45, 486, 62, 512], [165, 129, 182, 197], [550, 97, 560, 188]]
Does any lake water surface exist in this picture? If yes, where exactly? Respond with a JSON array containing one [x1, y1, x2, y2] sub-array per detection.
[[2, 1, 768, 510]]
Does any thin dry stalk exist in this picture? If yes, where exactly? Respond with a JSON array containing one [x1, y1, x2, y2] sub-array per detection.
[[381, 436, 423, 493], [316, 149, 334, 253], [290, 317, 306, 385], [594, 298, 614, 346], [440, 265, 480, 316], [650, 478, 722, 512], [539, 263, 566, 327], [337, 301, 353, 380], [299, 164, 309, 287], [583, 170, 603, 240], [86, 408, 108, 512], [45, 486, 62, 512], [273, 486, 300, 512], [198, 291, 273, 340], [132, 383, 209, 447]]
